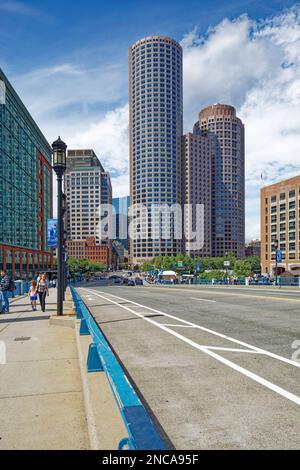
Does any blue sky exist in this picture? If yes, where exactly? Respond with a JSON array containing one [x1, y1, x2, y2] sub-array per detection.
[[1, 0, 300, 240], [0, 1, 295, 74]]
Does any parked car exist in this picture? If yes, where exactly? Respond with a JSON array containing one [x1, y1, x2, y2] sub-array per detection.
[[127, 279, 136, 286], [135, 278, 143, 285]]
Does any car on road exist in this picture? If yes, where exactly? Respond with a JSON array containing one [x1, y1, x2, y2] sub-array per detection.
[[127, 279, 136, 286], [135, 278, 143, 285]]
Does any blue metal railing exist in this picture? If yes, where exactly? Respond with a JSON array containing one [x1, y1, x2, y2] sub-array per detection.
[[7, 281, 30, 299], [70, 286, 167, 451]]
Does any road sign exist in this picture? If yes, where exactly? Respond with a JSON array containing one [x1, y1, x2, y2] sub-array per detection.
[[195, 262, 201, 272], [224, 260, 230, 267], [47, 219, 58, 249], [177, 261, 184, 268]]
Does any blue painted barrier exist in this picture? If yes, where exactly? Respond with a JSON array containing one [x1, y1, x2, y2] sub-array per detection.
[[70, 286, 167, 451]]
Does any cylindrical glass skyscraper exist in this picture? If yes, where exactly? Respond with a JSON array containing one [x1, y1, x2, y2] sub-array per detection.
[[129, 36, 183, 264]]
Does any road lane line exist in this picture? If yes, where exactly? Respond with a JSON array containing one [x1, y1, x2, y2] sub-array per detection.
[[201, 346, 264, 353], [81, 288, 300, 406], [190, 297, 217, 303], [161, 324, 197, 328], [81, 288, 300, 370], [154, 286, 300, 303]]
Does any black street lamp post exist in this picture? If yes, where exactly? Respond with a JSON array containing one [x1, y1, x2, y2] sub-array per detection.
[[274, 239, 279, 287], [62, 194, 67, 300], [52, 137, 67, 316]]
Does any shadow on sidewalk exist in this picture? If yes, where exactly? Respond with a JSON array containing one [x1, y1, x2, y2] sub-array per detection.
[[0, 315, 50, 324]]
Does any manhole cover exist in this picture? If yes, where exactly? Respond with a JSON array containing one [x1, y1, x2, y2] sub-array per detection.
[[14, 337, 31, 342]]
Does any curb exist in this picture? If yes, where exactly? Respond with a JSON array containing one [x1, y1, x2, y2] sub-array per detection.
[[71, 286, 167, 450], [74, 319, 127, 450], [75, 320, 100, 450]]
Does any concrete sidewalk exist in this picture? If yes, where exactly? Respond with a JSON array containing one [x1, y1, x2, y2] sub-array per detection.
[[0, 289, 89, 450]]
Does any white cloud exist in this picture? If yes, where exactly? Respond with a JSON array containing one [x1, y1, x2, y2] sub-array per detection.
[[0, 1, 40, 16], [69, 104, 129, 177], [181, 15, 281, 126], [0, 0, 53, 22], [52, 104, 129, 216], [13, 61, 127, 119], [182, 4, 300, 240]]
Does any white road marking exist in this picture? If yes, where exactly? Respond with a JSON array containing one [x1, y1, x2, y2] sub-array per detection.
[[190, 297, 217, 303], [82, 288, 300, 370], [162, 324, 197, 328], [208, 287, 300, 295], [201, 346, 264, 353], [81, 288, 300, 406], [157, 286, 300, 295]]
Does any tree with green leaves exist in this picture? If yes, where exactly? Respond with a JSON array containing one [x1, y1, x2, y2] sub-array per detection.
[[233, 260, 252, 277]]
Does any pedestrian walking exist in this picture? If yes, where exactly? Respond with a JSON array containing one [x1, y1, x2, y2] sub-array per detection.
[[0, 270, 12, 313], [28, 280, 38, 311], [37, 274, 49, 312]]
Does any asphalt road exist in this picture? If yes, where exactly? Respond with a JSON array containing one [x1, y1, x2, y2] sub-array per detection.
[[77, 284, 300, 450]]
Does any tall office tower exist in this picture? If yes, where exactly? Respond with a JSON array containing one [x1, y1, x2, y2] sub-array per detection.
[[196, 104, 245, 258], [129, 36, 183, 264], [64, 149, 112, 265], [0, 68, 53, 279], [182, 132, 214, 257], [112, 196, 130, 250]]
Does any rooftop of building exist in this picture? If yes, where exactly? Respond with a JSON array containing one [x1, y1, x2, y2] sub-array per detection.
[[261, 174, 300, 192], [130, 35, 182, 50], [199, 103, 237, 119], [66, 149, 104, 172]]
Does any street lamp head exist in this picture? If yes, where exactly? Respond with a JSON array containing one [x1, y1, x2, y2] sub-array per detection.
[[52, 136, 67, 174]]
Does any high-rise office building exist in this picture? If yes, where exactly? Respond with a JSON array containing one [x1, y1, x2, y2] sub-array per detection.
[[245, 239, 261, 258], [0, 68, 53, 279], [129, 36, 183, 264], [261, 176, 300, 276], [182, 132, 214, 257], [196, 104, 245, 258], [112, 196, 130, 250], [64, 149, 112, 265]]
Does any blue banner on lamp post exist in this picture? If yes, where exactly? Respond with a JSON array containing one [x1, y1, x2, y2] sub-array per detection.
[[47, 219, 58, 249], [276, 250, 282, 263]]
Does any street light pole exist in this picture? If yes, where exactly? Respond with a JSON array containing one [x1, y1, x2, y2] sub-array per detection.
[[274, 239, 279, 287], [62, 194, 67, 300], [52, 137, 67, 316]]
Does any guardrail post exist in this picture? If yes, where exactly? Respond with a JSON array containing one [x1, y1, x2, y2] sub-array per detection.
[[79, 318, 90, 336], [87, 343, 104, 372], [118, 437, 131, 450], [75, 302, 83, 319]]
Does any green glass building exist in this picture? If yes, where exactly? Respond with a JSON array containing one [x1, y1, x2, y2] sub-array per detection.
[[0, 68, 53, 279]]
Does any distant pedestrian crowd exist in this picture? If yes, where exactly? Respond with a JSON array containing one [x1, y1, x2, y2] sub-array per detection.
[[0, 271, 51, 314]]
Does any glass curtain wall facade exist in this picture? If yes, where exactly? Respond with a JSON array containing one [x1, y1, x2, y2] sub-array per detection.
[[129, 36, 183, 264], [112, 196, 130, 250], [0, 68, 53, 279]]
